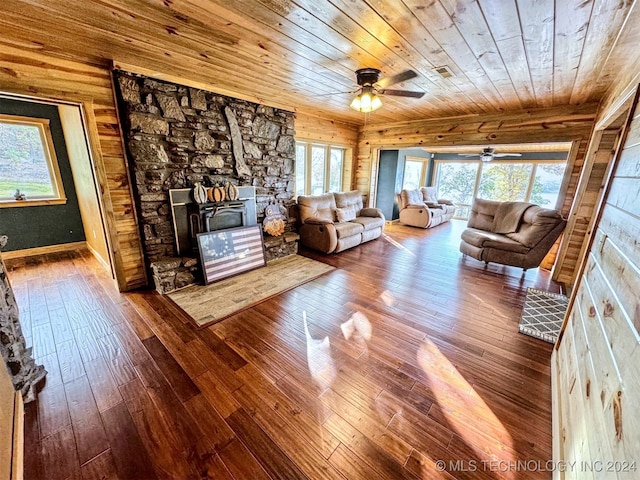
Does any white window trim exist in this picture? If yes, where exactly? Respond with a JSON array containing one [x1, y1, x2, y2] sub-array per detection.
[[0, 114, 67, 208]]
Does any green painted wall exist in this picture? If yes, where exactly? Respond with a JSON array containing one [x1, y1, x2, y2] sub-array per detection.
[[0, 98, 84, 251]]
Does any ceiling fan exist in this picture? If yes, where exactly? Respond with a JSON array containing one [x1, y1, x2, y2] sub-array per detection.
[[458, 147, 522, 162], [349, 68, 425, 113]]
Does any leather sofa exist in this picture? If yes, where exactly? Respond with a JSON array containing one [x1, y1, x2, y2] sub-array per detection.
[[460, 198, 566, 270], [397, 187, 456, 228], [297, 190, 385, 253]]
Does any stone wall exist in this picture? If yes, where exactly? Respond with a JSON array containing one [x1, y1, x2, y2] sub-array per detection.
[[0, 236, 46, 402], [113, 71, 298, 292]]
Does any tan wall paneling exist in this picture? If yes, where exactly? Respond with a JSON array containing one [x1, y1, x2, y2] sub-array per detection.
[[554, 86, 640, 477], [553, 128, 620, 285], [0, 45, 146, 291], [58, 104, 112, 273]]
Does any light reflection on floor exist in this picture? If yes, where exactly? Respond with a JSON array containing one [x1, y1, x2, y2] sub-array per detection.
[[417, 337, 516, 479]]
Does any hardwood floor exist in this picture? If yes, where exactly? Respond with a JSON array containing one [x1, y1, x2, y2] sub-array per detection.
[[7, 220, 559, 480]]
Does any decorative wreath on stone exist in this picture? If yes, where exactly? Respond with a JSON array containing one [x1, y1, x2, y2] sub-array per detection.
[[263, 204, 287, 236]]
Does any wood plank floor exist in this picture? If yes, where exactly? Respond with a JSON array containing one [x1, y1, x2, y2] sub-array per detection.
[[7, 220, 559, 480]]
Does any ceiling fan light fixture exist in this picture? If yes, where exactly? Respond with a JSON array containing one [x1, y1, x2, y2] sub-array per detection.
[[480, 154, 493, 162], [350, 86, 382, 113]]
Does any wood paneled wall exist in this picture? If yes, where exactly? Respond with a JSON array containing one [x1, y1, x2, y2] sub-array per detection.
[[552, 126, 623, 285], [0, 45, 146, 291], [553, 87, 640, 479]]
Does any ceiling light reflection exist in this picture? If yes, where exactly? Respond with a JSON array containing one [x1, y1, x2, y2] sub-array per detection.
[[303, 311, 336, 392], [380, 290, 398, 307]]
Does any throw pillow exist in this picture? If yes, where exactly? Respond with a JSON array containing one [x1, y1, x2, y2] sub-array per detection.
[[334, 207, 356, 223]]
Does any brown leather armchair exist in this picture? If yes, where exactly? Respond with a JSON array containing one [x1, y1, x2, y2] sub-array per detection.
[[397, 187, 456, 228], [298, 190, 385, 253], [460, 198, 566, 270]]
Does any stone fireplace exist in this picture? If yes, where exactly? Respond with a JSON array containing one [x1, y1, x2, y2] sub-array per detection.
[[113, 71, 299, 293]]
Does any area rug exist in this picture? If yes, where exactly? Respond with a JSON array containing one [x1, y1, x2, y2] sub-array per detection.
[[167, 255, 335, 328], [518, 288, 568, 344]]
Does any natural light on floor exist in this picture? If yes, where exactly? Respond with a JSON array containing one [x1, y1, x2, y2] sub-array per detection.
[[417, 337, 516, 478], [382, 233, 417, 257]]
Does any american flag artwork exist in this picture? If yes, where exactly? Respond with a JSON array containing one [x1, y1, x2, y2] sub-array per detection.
[[197, 225, 266, 284]]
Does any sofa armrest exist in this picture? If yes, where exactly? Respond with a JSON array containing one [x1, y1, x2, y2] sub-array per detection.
[[360, 207, 384, 218], [425, 202, 443, 209], [437, 198, 454, 205], [304, 217, 334, 225], [399, 204, 432, 228], [299, 222, 338, 253], [404, 204, 426, 209]]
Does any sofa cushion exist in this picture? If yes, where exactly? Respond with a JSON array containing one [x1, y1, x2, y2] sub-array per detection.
[[334, 221, 364, 238], [298, 192, 336, 223], [334, 207, 356, 223], [467, 198, 500, 231], [429, 207, 444, 218], [460, 228, 529, 253], [352, 215, 385, 231], [334, 190, 364, 218], [420, 186, 438, 203], [442, 205, 456, 215], [401, 189, 424, 207], [482, 237, 531, 254]]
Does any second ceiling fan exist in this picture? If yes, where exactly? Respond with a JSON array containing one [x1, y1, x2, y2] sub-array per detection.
[[349, 68, 425, 113], [458, 147, 522, 162]]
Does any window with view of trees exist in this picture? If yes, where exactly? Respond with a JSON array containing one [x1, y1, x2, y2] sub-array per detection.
[[0, 115, 66, 206], [295, 141, 346, 196], [434, 159, 567, 219], [478, 163, 533, 202]]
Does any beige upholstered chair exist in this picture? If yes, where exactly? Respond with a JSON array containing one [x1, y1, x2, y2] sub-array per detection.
[[397, 187, 456, 228]]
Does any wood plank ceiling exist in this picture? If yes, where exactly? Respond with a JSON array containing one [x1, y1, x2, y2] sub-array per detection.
[[0, 0, 638, 125]]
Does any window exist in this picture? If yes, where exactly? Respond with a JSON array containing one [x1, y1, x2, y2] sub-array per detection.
[[402, 156, 429, 190], [434, 159, 567, 219], [478, 162, 533, 202], [434, 161, 480, 219], [311, 145, 326, 195], [0, 114, 66, 207], [295, 142, 346, 196]]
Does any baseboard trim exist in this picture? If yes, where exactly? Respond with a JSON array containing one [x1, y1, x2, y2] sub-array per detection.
[[1, 241, 87, 260], [86, 243, 112, 274]]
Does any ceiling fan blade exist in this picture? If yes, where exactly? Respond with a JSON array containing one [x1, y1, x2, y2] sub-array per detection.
[[458, 153, 480, 157], [376, 70, 417, 89], [493, 153, 522, 157], [379, 89, 425, 98], [315, 90, 357, 96]]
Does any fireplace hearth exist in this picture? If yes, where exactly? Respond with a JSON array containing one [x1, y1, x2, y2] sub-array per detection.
[[169, 186, 257, 255]]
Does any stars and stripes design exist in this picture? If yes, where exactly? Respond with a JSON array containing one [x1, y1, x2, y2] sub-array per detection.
[[198, 226, 265, 284]]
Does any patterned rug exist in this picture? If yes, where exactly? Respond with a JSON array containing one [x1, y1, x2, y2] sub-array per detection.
[[168, 255, 335, 328], [518, 288, 568, 344]]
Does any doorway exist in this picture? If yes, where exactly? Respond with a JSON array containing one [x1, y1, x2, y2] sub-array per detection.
[[0, 94, 113, 277]]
